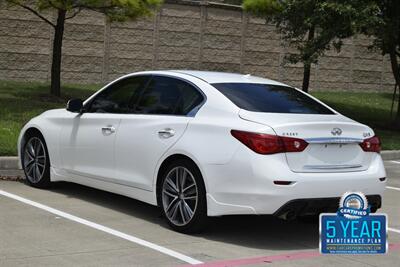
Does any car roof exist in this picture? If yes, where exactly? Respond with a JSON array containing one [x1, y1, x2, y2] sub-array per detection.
[[164, 70, 287, 86]]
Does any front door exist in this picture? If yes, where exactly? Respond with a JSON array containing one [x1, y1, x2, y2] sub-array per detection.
[[60, 113, 120, 179], [60, 75, 151, 180]]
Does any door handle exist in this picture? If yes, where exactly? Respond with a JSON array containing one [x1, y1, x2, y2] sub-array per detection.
[[158, 128, 175, 138], [102, 126, 116, 134]]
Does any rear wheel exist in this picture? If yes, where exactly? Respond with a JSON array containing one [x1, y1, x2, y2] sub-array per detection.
[[22, 134, 51, 188], [159, 159, 208, 233]]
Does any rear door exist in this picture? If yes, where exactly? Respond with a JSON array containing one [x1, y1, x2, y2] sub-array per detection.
[[115, 75, 204, 191]]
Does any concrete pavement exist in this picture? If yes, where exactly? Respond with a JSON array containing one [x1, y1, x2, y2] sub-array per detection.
[[0, 161, 399, 266]]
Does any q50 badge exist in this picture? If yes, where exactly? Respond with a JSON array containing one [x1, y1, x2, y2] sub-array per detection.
[[320, 192, 387, 254]]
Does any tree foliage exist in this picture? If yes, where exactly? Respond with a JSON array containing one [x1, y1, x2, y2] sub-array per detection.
[[7, 0, 162, 23], [243, 0, 377, 92], [5, 0, 162, 96], [362, 0, 400, 126]]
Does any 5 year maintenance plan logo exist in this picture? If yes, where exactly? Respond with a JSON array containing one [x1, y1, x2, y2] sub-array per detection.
[[320, 192, 387, 254]]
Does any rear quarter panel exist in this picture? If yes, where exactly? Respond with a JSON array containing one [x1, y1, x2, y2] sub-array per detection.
[[163, 106, 276, 194]]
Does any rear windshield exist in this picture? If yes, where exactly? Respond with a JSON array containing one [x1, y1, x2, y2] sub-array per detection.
[[212, 83, 335, 114]]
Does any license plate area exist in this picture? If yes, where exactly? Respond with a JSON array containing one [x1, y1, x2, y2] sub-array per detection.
[[285, 142, 368, 173]]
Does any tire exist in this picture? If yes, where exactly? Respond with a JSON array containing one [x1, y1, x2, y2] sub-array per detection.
[[158, 159, 208, 234], [22, 133, 51, 188]]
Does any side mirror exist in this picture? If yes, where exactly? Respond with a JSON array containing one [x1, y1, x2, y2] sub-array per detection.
[[66, 99, 83, 113]]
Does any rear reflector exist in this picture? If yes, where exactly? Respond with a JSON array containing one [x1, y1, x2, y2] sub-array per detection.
[[231, 130, 308, 155], [359, 136, 381, 153]]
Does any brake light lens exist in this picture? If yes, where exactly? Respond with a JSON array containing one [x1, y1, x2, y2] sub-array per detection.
[[231, 130, 308, 154], [359, 136, 381, 153]]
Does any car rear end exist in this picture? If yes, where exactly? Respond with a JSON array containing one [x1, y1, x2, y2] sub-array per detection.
[[205, 82, 386, 218]]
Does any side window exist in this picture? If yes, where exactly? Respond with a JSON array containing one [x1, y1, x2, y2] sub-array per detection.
[[135, 76, 204, 115], [87, 76, 149, 114]]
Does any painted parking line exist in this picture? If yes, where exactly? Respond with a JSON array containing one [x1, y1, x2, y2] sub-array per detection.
[[1, 187, 398, 267], [181, 243, 400, 267], [387, 186, 400, 191], [0, 189, 203, 265], [389, 227, 400, 234], [182, 251, 321, 267], [390, 161, 400, 164]]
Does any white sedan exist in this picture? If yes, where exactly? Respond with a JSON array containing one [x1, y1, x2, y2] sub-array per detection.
[[18, 70, 386, 233]]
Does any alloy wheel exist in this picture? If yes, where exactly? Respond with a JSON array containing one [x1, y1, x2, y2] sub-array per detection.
[[162, 166, 198, 226], [23, 137, 46, 183]]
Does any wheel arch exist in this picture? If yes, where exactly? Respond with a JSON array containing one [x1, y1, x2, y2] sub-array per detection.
[[155, 153, 207, 207], [19, 127, 47, 167]]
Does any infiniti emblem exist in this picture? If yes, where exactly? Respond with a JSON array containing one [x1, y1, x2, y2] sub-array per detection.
[[331, 127, 342, 136]]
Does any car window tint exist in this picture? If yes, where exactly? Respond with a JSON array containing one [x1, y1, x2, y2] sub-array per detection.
[[212, 83, 334, 114], [88, 76, 149, 114], [135, 76, 203, 115]]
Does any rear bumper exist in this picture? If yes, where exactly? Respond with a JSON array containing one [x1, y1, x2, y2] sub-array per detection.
[[273, 195, 381, 219], [203, 146, 386, 216]]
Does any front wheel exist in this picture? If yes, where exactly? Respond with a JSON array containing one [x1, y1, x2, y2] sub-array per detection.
[[160, 159, 208, 233], [22, 134, 51, 188]]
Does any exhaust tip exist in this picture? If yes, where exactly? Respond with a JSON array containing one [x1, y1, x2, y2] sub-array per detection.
[[379, 177, 386, 182], [274, 181, 294, 185]]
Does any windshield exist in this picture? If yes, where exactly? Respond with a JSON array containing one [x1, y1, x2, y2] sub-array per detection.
[[212, 83, 335, 114]]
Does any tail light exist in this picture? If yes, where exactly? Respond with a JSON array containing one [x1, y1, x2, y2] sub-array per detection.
[[359, 136, 381, 153], [231, 130, 308, 155]]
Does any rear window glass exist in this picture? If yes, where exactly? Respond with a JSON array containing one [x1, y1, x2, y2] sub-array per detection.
[[212, 83, 335, 114]]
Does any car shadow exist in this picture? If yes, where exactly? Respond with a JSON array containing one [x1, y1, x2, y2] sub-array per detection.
[[48, 181, 319, 251]]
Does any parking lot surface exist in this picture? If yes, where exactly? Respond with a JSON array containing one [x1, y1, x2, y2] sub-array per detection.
[[1, 161, 400, 267]]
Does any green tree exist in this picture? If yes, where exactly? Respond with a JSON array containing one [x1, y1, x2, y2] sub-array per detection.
[[243, 0, 376, 92], [5, 0, 162, 97], [362, 0, 400, 127]]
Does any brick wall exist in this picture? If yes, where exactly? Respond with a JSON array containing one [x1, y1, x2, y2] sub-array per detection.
[[0, 0, 395, 91]]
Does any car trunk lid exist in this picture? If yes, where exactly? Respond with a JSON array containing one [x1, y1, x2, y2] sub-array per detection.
[[239, 110, 375, 173]]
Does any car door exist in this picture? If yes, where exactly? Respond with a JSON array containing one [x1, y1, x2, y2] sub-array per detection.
[[115, 75, 205, 191], [59, 75, 151, 180]]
